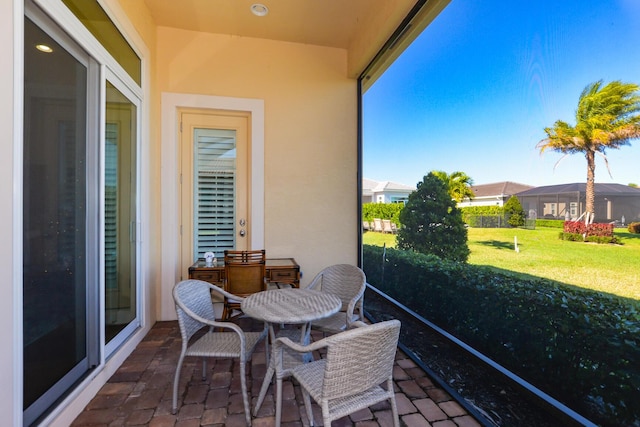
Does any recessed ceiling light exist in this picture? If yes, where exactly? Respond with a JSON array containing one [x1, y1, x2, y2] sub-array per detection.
[[250, 3, 268, 17], [36, 44, 53, 53]]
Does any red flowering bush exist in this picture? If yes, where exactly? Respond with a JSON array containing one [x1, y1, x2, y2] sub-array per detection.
[[587, 222, 615, 237], [564, 221, 587, 234], [562, 221, 615, 242]]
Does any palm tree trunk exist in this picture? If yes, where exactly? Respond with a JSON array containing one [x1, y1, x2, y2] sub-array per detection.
[[585, 150, 596, 222]]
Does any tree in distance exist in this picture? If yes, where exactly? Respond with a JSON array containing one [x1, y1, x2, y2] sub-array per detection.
[[504, 195, 525, 227], [397, 172, 470, 262], [431, 170, 475, 203], [538, 80, 640, 223]]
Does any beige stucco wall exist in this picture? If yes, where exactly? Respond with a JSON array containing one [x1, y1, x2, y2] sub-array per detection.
[[156, 27, 359, 304]]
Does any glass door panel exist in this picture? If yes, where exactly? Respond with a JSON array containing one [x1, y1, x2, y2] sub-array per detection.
[[105, 81, 137, 343], [193, 128, 237, 258], [23, 16, 92, 424]]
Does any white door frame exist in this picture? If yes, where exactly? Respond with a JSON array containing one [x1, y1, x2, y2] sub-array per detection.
[[160, 92, 264, 320]]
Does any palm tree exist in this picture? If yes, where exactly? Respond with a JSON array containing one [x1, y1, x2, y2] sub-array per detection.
[[431, 170, 475, 203], [538, 80, 640, 222]]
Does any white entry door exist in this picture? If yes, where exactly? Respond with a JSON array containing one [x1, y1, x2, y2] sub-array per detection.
[[180, 110, 250, 277]]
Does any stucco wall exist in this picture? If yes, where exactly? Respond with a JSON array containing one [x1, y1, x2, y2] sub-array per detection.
[[155, 27, 359, 318]]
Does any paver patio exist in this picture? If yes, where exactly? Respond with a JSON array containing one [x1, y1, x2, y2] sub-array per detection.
[[71, 320, 482, 427]]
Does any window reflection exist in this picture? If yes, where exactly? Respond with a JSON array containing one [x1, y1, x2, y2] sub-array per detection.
[[105, 81, 137, 342]]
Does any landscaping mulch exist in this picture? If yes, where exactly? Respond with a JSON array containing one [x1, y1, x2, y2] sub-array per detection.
[[365, 297, 579, 427]]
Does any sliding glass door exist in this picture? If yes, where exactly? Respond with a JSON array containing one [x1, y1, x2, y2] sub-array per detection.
[[105, 81, 138, 345], [23, 14, 99, 425], [23, 2, 141, 423]]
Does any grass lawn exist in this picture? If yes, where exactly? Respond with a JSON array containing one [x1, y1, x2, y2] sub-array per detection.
[[362, 228, 640, 300]]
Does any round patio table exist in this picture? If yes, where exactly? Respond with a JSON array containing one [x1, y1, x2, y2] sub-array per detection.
[[242, 288, 341, 424], [241, 287, 341, 325]]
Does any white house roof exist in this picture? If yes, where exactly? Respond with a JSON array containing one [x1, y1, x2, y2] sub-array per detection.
[[363, 178, 415, 193]]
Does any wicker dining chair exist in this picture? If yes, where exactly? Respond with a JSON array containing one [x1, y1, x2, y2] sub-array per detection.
[[172, 279, 267, 426], [273, 319, 401, 427], [307, 264, 366, 334], [222, 249, 267, 320]]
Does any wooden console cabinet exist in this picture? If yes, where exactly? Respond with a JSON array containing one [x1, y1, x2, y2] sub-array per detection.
[[188, 258, 300, 288]]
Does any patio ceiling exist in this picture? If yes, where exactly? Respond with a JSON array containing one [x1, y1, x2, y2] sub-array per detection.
[[142, 0, 450, 81]]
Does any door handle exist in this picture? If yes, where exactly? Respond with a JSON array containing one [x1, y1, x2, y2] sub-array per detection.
[[239, 229, 246, 237]]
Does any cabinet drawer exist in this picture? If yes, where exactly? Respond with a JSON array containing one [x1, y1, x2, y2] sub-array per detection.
[[189, 269, 224, 284], [268, 268, 298, 282]]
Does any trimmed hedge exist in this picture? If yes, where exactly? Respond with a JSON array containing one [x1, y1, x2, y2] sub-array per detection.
[[629, 222, 640, 234], [460, 205, 503, 224], [464, 214, 509, 228], [535, 219, 565, 228], [362, 202, 403, 226], [362, 244, 640, 427], [559, 232, 583, 242]]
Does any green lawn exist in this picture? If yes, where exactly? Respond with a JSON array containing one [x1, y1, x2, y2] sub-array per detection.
[[363, 228, 640, 300]]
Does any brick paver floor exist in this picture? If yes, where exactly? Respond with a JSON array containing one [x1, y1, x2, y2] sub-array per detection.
[[72, 320, 483, 426]]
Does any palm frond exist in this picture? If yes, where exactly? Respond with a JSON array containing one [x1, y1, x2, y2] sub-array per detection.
[[552, 153, 570, 171], [595, 151, 613, 178], [541, 80, 640, 156]]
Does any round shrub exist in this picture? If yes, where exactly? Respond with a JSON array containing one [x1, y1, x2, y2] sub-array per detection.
[[397, 173, 469, 262], [504, 196, 525, 227]]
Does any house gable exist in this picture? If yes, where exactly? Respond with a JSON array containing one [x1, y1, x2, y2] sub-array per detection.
[[363, 178, 415, 204], [459, 181, 534, 207]]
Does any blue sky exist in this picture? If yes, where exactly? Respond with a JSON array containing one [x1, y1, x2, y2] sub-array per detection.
[[363, 0, 640, 189]]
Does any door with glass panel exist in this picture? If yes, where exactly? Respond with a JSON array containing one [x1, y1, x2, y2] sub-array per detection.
[[23, 14, 99, 425], [180, 111, 250, 276]]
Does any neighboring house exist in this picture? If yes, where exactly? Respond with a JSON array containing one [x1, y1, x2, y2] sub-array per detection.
[[458, 181, 534, 208], [516, 183, 640, 223], [4, 1, 451, 425], [362, 178, 415, 204]]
